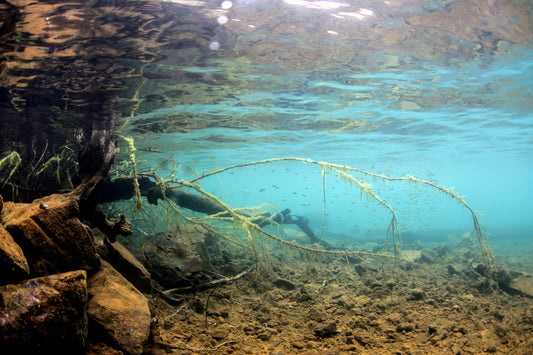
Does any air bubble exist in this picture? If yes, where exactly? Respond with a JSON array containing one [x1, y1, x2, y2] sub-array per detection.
[[217, 15, 228, 24]]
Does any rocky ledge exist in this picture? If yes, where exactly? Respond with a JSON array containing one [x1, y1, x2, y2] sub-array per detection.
[[0, 194, 153, 354]]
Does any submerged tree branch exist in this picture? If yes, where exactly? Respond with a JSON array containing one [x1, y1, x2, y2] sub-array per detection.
[[96, 173, 331, 247]]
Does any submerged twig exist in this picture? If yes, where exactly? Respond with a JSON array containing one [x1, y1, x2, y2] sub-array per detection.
[[159, 267, 253, 299], [156, 340, 236, 352]]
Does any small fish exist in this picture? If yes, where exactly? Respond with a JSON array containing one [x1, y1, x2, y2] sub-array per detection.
[[140, 147, 163, 153], [136, 227, 148, 236]]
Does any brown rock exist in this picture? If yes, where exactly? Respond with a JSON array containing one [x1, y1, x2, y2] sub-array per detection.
[[106, 240, 152, 293], [273, 278, 296, 290], [396, 323, 415, 332], [207, 329, 229, 340], [143, 224, 215, 288], [257, 331, 271, 341], [1, 194, 100, 276], [504, 271, 533, 297], [419, 248, 438, 263], [87, 260, 151, 355], [408, 288, 425, 300], [86, 342, 124, 355], [0, 270, 88, 353], [447, 264, 460, 275], [314, 321, 337, 338], [0, 223, 29, 284], [92, 227, 110, 260]]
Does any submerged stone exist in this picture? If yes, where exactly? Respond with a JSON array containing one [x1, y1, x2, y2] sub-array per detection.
[[314, 321, 337, 338], [0, 223, 29, 284], [0, 270, 88, 353], [106, 240, 152, 293], [272, 278, 297, 290], [143, 224, 215, 289], [1, 194, 100, 277], [87, 260, 151, 355]]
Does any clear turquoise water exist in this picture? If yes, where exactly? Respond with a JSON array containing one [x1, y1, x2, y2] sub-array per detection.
[[1, 0, 531, 261], [124, 47, 533, 250]]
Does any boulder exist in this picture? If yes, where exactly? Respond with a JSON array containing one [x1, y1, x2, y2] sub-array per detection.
[[1, 194, 100, 276], [0, 223, 29, 284], [87, 260, 151, 355], [92, 227, 152, 293], [86, 342, 125, 355], [314, 321, 337, 338], [106, 240, 152, 293], [92, 227, 111, 260], [143, 224, 215, 289], [0, 270, 88, 353], [498, 271, 533, 298]]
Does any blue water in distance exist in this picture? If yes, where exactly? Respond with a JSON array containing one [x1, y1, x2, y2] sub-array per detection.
[[125, 48, 533, 250]]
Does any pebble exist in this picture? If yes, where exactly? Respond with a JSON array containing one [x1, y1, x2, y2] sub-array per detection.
[[314, 321, 337, 338], [273, 278, 296, 290], [207, 329, 228, 339], [409, 288, 425, 300]]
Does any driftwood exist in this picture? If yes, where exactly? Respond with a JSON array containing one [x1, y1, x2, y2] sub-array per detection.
[[97, 174, 336, 249], [154, 267, 253, 305]]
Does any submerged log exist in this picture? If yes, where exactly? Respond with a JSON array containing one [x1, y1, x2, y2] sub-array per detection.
[[97, 174, 335, 248]]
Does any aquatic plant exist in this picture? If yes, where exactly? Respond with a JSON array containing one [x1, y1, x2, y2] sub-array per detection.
[[0, 144, 80, 201], [0, 151, 22, 185], [34, 147, 78, 189], [0, 152, 22, 200], [120, 136, 143, 212]]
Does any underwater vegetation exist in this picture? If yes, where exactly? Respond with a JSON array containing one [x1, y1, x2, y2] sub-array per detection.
[[113, 137, 499, 274], [0, 145, 78, 201]]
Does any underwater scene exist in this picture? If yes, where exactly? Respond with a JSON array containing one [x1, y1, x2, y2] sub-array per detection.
[[0, 0, 532, 354]]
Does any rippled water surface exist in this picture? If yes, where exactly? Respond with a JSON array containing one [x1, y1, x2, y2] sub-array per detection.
[[1, 0, 532, 248]]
